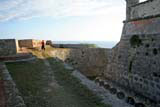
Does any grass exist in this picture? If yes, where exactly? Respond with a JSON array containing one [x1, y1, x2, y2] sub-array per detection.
[[6, 59, 49, 106], [47, 57, 111, 107], [5, 46, 111, 107]]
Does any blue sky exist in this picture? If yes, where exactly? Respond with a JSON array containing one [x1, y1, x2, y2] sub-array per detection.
[[0, 0, 129, 41]]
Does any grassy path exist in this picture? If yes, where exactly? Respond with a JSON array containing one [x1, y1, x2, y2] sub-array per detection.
[[6, 48, 110, 107]]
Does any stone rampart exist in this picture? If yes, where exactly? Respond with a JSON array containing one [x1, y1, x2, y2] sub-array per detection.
[[50, 48, 111, 76], [52, 44, 95, 48], [102, 0, 160, 104], [123, 17, 160, 36], [0, 39, 18, 56], [129, 0, 160, 20], [18, 39, 42, 48]]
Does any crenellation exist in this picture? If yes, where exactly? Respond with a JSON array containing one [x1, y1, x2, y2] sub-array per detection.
[[126, 0, 139, 20], [126, 0, 160, 21]]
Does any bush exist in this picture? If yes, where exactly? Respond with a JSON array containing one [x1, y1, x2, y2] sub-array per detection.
[[130, 35, 142, 48]]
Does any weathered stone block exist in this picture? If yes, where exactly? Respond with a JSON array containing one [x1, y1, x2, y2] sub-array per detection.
[[0, 39, 18, 56]]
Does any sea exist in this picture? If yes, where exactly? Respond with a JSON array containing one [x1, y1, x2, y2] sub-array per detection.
[[52, 41, 118, 48]]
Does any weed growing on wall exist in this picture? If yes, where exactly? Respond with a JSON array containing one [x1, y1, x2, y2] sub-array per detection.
[[130, 35, 142, 48]]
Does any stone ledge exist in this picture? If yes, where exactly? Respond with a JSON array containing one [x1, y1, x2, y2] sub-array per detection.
[[0, 53, 34, 62], [124, 14, 160, 23], [0, 63, 26, 107], [130, 0, 153, 8]]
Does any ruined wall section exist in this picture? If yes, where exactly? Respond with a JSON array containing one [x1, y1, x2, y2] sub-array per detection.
[[19, 39, 42, 48], [128, 0, 160, 20], [0, 39, 17, 56]]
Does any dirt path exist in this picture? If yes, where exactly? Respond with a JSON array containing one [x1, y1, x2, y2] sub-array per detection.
[[41, 57, 101, 107], [5, 50, 109, 107]]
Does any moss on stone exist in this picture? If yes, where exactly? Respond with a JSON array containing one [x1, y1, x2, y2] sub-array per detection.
[[130, 35, 142, 48]]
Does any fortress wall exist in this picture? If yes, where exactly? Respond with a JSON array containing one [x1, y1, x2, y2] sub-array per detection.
[[18, 39, 33, 48], [18, 39, 42, 48], [104, 35, 160, 102], [103, 4, 160, 102], [0, 39, 17, 56], [129, 0, 160, 20], [52, 44, 94, 48], [123, 17, 160, 36], [102, 0, 160, 103], [50, 48, 111, 76]]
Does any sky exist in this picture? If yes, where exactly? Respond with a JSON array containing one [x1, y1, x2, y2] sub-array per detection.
[[0, 0, 138, 41]]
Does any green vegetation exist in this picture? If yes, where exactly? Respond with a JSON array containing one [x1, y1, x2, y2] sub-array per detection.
[[80, 44, 99, 48], [86, 44, 99, 48], [129, 35, 141, 74], [6, 59, 49, 106], [130, 35, 142, 48], [6, 46, 111, 107], [47, 58, 110, 107]]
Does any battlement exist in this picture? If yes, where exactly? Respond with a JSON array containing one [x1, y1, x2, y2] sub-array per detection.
[[126, 0, 160, 21], [18, 39, 43, 48], [0, 39, 43, 57], [0, 39, 19, 56]]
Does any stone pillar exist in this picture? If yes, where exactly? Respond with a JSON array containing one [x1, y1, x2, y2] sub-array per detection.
[[125, 0, 139, 20]]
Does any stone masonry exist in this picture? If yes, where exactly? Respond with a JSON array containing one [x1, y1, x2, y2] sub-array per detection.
[[18, 39, 42, 48], [50, 0, 160, 105], [104, 0, 160, 104], [1, 0, 160, 106], [50, 48, 111, 76], [0, 39, 18, 56]]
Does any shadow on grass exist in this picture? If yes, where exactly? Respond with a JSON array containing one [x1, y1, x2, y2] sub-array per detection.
[[47, 57, 111, 107]]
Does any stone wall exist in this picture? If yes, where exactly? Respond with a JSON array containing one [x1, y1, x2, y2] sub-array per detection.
[[123, 17, 160, 36], [102, 0, 160, 103], [18, 39, 42, 48], [0, 63, 26, 107], [50, 48, 111, 76], [127, 0, 160, 20], [0, 39, 17, 56], [52, 44, 95, 48], [104, 35, 160, 103]]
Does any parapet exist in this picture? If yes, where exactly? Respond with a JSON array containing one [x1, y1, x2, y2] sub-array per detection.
[[0, 39, 18, 56], [18, 39, 42, 48], [126, 0, 160, 21]]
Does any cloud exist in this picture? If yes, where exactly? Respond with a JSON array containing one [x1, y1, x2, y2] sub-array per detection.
[[0, 0, 125, 21]]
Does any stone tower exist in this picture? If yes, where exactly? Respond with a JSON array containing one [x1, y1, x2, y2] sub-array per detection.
[[125, 0, 139, 20], [104, 0, 160, 104]]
